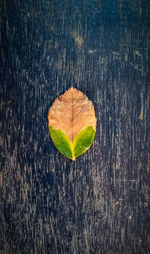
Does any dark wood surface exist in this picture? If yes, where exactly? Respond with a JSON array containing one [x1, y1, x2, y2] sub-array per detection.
[[0, 1, 150, 253]]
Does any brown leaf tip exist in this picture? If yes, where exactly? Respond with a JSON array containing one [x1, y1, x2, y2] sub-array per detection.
[[48, 88, 97, 142]]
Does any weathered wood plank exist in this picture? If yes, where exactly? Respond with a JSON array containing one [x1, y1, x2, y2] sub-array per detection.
[[0, 0, 150, 253]]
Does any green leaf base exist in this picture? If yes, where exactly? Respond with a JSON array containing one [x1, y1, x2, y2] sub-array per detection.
[[48, 125, 95, 160]]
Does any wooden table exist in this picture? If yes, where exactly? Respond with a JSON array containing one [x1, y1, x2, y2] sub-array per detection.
[[1, 1, 150, 253]]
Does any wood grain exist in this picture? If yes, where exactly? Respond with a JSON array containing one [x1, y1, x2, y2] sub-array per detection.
[[0, 0, 150, 253]]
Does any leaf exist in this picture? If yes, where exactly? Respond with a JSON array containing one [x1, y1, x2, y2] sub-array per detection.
[[48, 88, 97, 160], [73, 126, 95, 158], [48, 126, 72, 159], [49, 125, 95, 160]]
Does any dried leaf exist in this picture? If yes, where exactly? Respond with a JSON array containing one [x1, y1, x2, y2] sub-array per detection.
[[48, 88, 97, 160]]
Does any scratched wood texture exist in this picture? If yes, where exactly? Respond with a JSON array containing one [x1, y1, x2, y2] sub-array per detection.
[[0, 0, 150, 253]]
